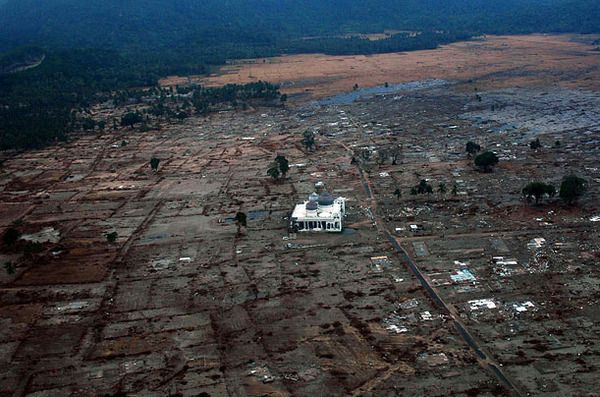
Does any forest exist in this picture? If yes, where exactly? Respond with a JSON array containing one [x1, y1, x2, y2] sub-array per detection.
[[0, 0, 599, 150]]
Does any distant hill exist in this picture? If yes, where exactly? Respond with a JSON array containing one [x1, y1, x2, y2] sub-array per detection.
[[0, 0, 598, 52]]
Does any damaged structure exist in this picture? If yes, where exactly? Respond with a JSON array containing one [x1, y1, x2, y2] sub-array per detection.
[[289, 192, 346, 232]]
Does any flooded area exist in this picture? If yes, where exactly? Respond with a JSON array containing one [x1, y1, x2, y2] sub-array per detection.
[[316, 79, 449, 106]]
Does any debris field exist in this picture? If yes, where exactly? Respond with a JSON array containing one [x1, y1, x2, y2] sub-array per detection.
[[1, 37, 600, 397]]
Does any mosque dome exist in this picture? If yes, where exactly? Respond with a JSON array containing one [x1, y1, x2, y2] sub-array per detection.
[[306, 200, 318, 211], [318, 192, 334, 206]]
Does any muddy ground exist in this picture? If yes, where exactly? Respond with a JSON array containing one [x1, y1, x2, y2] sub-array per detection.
[[160, 34, 600, 97], [1, 34, 600, 396]]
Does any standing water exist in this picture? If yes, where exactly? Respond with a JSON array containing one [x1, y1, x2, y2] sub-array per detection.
[[315, 79, 448, 106]]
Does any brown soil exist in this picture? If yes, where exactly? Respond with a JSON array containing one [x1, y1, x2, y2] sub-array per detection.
[[160, 34, 600, 99]]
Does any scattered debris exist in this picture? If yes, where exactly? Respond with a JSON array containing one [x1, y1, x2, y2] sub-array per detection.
[[468, 299, 498, 310]]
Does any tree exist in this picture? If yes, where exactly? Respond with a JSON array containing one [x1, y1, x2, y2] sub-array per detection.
[[121, 112, 143, 128], [438, 182, 447, 195], [268, 155, 289, 181], [4, 262, 16, 275], [530, 137, 542, 150], [302, 130, 316, 151], [393, 188, 402, 200], [267, 163, 280, 180], [522, 182, 556, 205], [412, 179, 433, 195], [274, 155, 289, 178], [280, 94, 287, 104], [377, 149, 387, 165], [474, 151, 499, 172], [150, 157, 160, 172], [106, 231, 118, 243], [390, 145, 401, 165], [559, 175, 587, 205], [451, 184, 458, 196], [81, 118, 96, 130], [359, 148, 372, 162], [234, 212, 247, 235], [3, 228, 20, 246], [466, 141, 481, 156]]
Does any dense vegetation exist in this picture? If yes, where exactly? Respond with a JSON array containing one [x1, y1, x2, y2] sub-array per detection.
[[1, 0, 599, 151], [2, 0, 598, 52], [0, 48, 161, 149]]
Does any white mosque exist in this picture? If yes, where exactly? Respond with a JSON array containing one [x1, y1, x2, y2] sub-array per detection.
[[289, 190, 346, 233]]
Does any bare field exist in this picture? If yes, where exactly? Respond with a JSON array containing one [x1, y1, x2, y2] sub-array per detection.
[[160, 35, 600, 98], [2, 34, 600, 396]]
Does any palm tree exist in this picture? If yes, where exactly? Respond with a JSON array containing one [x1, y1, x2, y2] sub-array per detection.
[[267, 163, 280, 180], [438, 182, 447, 195], [234, 212, 247, 235], [303, 130, 316, 151], [275, 155, 289, 178], [150, 157, 160, 172]]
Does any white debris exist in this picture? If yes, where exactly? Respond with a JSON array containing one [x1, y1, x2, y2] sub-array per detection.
[[399, 298, 420, 310], [248, 365, 275, 383], [451, 269, 476, 283], [122, 360, 143, 374], [55, 301, 89, 313], [386, 324, 408, 334], [468, 299, 497, 310], [418, 352, 449, 366], [21, 227, 61, 244], [150, 259, 172, 271], [512, 301, 535, 313], [527, 237, 547, 249], [421, 311, 433, 321], [370, 256, 390, 273], [383, 313, 409, 334]]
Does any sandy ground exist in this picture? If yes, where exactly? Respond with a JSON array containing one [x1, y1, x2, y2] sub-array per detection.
[[160, 34, 600, 98]]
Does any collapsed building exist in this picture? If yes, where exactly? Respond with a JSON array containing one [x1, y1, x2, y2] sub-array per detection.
[[290, 192, 346, 232]]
